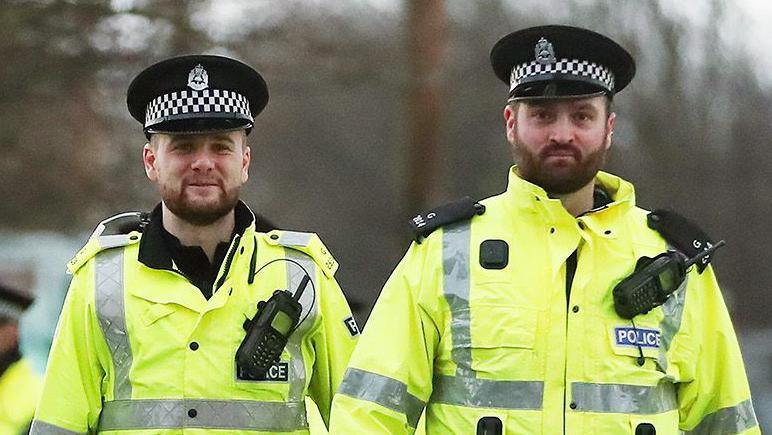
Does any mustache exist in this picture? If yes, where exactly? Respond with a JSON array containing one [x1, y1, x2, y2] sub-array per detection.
[[540, 143, 581, 160], [183, 177, 223, 187]]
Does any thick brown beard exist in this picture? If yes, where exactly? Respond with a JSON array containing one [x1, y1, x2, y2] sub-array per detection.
[[161, 184, 241, 226], [514, 136, 609, 195]]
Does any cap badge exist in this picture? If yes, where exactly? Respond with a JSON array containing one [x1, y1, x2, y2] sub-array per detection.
[[187, 64, 209, 91], [535, 37, 556, 64]]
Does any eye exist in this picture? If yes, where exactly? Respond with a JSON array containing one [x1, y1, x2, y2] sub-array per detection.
[[573, 112, 594, 123], [171, 142, 193, 153], [531, 110, 553, 122], [213, 142, 234, 153]]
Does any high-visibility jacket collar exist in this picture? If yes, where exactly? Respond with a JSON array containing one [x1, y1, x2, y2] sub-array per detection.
[[501, 166, 636, 230]]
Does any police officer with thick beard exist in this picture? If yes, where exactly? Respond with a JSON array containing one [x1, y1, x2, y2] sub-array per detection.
[[331, 25, 759, 435]]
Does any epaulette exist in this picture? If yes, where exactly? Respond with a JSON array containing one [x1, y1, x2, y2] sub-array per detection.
[[264, 230, 338, 278], [67, 212, 149, 274], [409, 196, 486, 243], [647, 209, 718, 273]]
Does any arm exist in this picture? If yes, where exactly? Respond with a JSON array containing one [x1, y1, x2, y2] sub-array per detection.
[[675, 267, 760, 434], [31, 261, 106, 434], [307, 274, 359, 428], [330, 242, 439, 434]]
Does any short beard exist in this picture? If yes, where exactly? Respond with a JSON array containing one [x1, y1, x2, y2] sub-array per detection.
[[514, 136, 609, 195], [161, 185, 240, 226]]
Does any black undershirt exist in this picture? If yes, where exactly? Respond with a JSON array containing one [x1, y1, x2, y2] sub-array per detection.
[[138, 202, 252, 299]]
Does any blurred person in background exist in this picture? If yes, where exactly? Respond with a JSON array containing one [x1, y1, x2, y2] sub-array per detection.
[[31, 55, 357, 434], [331, 25, 759, 434], [0, 283, 40, 434]]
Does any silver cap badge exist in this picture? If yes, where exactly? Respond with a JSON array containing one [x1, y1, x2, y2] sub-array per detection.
[[535, 37, 557, 64], [187, 64, 209, 91]]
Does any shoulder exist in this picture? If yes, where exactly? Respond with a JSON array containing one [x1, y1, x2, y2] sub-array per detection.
[[408, 196, 486, 243], [67, 211, 149, 274], [628, 206, 721, 273], [261, 229, 338, 278]]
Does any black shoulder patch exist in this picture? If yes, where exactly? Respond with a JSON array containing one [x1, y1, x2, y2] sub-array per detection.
[[99, 211, 151, 236], [409, 196, 485, 242], [647, 209, 717, 273]]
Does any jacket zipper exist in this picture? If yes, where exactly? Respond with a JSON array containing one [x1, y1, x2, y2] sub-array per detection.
[[564, 249, 578, 435]]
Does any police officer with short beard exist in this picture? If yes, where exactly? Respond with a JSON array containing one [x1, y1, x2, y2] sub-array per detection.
[[32, 55, 358, 434]]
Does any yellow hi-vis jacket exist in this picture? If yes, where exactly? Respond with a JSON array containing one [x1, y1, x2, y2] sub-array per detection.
[[0, 357, 42, 434], [32, 207, 358, 434], [331, 169, 759, 435]]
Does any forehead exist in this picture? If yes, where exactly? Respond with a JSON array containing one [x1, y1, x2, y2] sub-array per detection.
[[520, 95, 608, 112], [152, 130, 245, 146]]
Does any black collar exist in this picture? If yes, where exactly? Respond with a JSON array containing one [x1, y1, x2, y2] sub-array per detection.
[[138, 201, 254, 271]]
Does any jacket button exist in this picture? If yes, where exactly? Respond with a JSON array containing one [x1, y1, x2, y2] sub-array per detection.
[[188, 408, 197, 418], [569, 402, 577, 410], [189, 342, 199, 351], [572, 305, 579, 313], [578, 222, 586, 230], [270, 234, 279, 240], [550, 227, 555, 234]]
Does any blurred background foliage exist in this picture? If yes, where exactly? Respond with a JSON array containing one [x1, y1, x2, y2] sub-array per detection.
[[1, 0, 770, 427]]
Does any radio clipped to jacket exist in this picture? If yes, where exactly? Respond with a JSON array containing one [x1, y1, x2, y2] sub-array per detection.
[[613, 240, 725, 319], [236, 275, 310, 379]]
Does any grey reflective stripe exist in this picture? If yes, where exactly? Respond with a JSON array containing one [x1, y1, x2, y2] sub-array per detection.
[[98, 399, 307, 431], [278, 231, 313, 247], [431, 375, 543, 410], [658, 251, 689, 372], [338, 367, 425, 428], [95, 248, 133, 400], [285, 248, 318, 402], [442, 221, 473, 376], [30, 420, 87, 435], [686, 399, 758, 435], [98, 234, 136, 250], [570, 382, 676, 414]]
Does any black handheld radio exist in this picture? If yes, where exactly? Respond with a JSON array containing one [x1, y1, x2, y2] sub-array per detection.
[[613, 240, 725, 319], [236, 274, 310, 379]]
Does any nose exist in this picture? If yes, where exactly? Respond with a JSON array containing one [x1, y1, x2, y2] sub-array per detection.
[[548, 115, 575, 144], [190, 149, 215, 172]]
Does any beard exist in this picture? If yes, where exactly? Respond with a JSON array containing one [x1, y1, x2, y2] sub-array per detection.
[[160, 181, 240, 226], [514, 135, 610, 195]]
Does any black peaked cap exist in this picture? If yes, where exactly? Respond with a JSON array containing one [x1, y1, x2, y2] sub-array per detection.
[[491, 25, 635, 100], [127, 54, 268, 135]]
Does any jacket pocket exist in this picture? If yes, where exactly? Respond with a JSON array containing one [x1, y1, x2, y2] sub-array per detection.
[[140, 303, 175, 326], [470, 304, 537, 349], [461, 304, 538, 376]]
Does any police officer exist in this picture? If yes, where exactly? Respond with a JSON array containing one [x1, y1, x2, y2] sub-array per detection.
[[330, 25, 759, 434], [0, 283, 40, 434], [32, 55, 358, 434]]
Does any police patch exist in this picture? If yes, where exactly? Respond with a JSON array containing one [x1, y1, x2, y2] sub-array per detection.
[[344, 316, 360, 337], [614, 327, 661, 348], [237, 361, 289, 382]]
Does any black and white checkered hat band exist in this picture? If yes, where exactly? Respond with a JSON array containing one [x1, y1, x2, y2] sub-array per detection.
[[0, 300, 24, 320], [510, 58, 615, 93], [145, 89, 253, 128]]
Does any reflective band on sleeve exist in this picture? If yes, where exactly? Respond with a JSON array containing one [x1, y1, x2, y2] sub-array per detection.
[[337, 368, 425, 428], [570, 382, 677, 414], [30, 420, 87, 435], [442, 221, 474, 377], [685, 399, 758, 435], [98, 399, 307, 431], [278, 231, 313, 247], [658, 267, 688, 372], [95, 249, 133, 400], [431, 375, 543, 410], [284, 249, 317, 402]]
